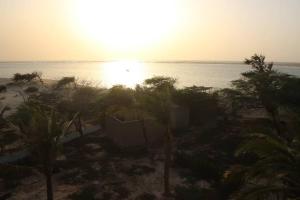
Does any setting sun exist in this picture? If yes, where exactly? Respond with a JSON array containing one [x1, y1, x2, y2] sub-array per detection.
[[73, 0, 180, 52]]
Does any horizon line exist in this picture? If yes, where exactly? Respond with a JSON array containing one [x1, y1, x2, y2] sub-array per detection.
[[0, 59, 300, 66]]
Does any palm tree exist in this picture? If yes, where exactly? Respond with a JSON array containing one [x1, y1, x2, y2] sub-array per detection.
[[135, 76, 176, 196], [12, 103, 75, 200], [231, 131, 300, 199], [232, 54, 291, 137]]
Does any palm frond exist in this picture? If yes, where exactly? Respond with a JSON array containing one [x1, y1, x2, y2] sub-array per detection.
[[234, 184, 286, 200], [236, 133, 294, 161]]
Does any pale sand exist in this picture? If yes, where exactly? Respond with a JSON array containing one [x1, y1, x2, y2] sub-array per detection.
[[0, 78, 57, 117]]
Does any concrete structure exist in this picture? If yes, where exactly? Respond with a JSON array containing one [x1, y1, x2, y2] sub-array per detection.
[[106, 105, 189, 147], [105, 117, 165, 147]]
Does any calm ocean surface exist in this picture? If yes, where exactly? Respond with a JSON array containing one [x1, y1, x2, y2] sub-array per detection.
[[1, 61, 300, 88]]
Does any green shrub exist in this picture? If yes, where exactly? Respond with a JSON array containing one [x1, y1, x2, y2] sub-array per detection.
[[113, 186, 130, 198], [0, 165, 33, 189], [69, 185, 97, 200], [0, 130, 19, 152], [122, 164, 155, 176], [218, 166, 245, 200], [174, 86, 221, 126], [24, 86, 39, 93], [175, 151, 221, 182], [13, 72, 40, 82], [135, 193, 156, 200], [175, 185, 216, 200], [55, 77, 75, 89], [0, 85, 7, 93]]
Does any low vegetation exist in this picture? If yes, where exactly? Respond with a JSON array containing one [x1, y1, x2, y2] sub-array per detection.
[[0, 54, 300, 199], [0, 85, 7, 93], [13, 72, 43, 83]]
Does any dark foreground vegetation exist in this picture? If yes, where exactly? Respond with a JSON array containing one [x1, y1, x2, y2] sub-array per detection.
[[1, 54, 300, 200]]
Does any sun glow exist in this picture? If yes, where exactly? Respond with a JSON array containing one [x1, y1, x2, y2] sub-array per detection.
[[73, 0, 180, 52]]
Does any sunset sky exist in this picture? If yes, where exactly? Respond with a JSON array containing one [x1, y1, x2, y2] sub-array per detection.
[[1, 0, 300, 62]]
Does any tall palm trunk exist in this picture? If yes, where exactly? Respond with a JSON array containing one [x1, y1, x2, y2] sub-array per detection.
[[269, 109, 282, 137], [140, 119, 148, 148], [75, 113, 83, 137], [262, 98, 282, 137], [45, 169, 53, 200], [164, 124, 172, 196], [43, 153, 54, 200], [0, 144, 4, 154], [78, 114, 83, 137]]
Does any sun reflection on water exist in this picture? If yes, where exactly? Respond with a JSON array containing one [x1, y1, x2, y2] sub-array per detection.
[[101, 60, 146, 88]]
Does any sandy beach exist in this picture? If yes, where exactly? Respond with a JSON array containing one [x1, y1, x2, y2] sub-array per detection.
[[0, 78, 57, 116]]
